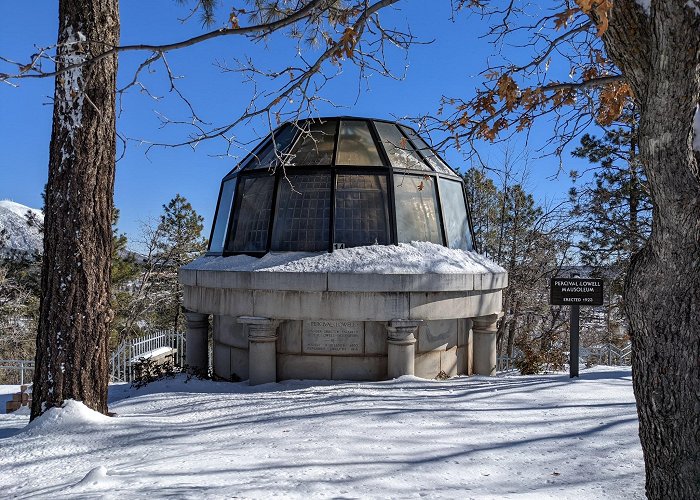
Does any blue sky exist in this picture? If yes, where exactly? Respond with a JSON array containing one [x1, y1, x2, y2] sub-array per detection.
[[0, 1, 591, 249]]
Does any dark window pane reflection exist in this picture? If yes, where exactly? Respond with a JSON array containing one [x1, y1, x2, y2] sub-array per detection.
[[246, 125, 297, 170], [229, 176, 275, 252], [272, 173, 331, 251], [335, 174, 389, 248], [439, 178, 471, 250]]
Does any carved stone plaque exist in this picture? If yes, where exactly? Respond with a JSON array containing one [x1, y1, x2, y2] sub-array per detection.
[[302, 320, 364, 354]]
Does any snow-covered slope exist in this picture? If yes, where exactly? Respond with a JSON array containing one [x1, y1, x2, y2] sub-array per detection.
[[0, 367, 644, 498], [0, 200, 43, 256]]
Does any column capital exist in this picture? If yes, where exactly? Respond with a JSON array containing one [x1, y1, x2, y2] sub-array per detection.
[[238, 316, 280, 343], [386, 319, 422, 345], [183, 310, 208, 328], [473, 314, 499, 332]]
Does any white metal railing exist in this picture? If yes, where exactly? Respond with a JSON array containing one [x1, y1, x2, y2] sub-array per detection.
[[587, 342, 632, 366], [110, 330, 185, 383], [497, 356, 514, 372], [0, 359, 34, 385]]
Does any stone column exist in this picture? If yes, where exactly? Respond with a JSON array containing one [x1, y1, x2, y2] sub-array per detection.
[[472, 314, 498, 376], [239, 316, 280, 386], [386, 319, 422, 379], [184, 310, 209, 373]]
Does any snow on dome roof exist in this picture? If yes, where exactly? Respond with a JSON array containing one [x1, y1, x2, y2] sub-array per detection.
[[185, 242, 504, 274]]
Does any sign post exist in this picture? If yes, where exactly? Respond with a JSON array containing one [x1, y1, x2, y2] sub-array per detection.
[[550, 277, 604, 378], [569, 305, 579, 378]]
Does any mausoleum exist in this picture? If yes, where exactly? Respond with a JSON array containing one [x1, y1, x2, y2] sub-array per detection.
[[179, 117, 507, 384]]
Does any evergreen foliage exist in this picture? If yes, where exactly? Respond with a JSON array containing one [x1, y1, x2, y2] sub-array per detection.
[[569, 111, 652, 344], [570, 111, 651, 282], [110, 208, 140, 346], [112, 194, 207, 340], [153, 194, 207, 333], [463, 167, 571, 365]]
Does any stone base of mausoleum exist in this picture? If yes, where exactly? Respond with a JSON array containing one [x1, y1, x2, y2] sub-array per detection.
[[179, 254, 507, 384], [210, 317, 474, 381]]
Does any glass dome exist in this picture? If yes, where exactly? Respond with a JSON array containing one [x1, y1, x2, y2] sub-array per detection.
[[207, 117, 475, 256]]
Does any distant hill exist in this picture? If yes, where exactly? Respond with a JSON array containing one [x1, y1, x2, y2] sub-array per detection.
[[0, 200, 44, 257]]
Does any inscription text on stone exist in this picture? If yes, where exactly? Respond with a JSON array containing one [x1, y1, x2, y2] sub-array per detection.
[[303, 320, 363, 354]]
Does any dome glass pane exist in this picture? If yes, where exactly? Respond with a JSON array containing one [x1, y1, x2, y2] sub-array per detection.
[[334, 174, 390, 248], [336, 120, 383, 166], [271, 173, 332, 251], [288, 121, 337, 166], [438, 178, 471, 250], [400, 125, 454, 175], [228, 176, 275, 252], [209, 178, 237, 253], [374, 122, 429, 171], [394, 174, 443, 244], [246, 124, 297, 170]]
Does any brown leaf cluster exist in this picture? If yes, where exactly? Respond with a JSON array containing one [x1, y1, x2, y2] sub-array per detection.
[[576, 0, 613, 36], [333, 27, 358, 61], [597, 81, 632, 125], [497, 74, 519, 111], [554, 8, 578, 30]]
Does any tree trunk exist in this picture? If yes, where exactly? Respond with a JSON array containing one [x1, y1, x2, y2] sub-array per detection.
[[604, 2, 700, 497], [31, 0, 119, 419], [628, 122, 640, 253]]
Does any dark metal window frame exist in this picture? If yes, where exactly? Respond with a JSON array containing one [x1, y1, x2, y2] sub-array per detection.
[[206, 117, 474, 256]]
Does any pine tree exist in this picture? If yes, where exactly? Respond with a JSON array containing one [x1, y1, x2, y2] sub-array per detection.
[[462, 167, 499, 256], [570, 111, 652, 344], [152, 194, 207, 334], [110, 208, 139, 345], [465, 167, 570, 364], [31, 0, 119, 419]]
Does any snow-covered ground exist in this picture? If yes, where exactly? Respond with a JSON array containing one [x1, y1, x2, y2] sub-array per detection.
[[0, 366, 644, 499]]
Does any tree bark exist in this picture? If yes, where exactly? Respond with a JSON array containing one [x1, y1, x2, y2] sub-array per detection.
[[31, 0, 119, 419], [603, 2, 700, 497]]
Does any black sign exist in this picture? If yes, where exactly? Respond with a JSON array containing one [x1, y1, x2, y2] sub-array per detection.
[[550, 278, 604, 306]]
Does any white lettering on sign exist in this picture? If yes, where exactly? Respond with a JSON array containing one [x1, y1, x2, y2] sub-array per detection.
[[561, 287, 595, 293], [553, 280, 602, 288], [303, 320, 363, 354], [550, 277, 604, 306]]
